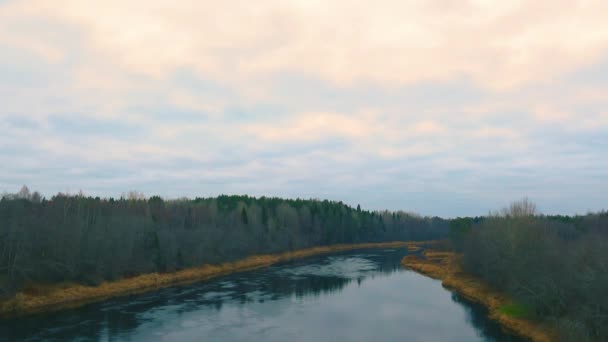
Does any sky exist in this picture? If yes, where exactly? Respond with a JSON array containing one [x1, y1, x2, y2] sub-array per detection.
[[1, 0, 607, 217]]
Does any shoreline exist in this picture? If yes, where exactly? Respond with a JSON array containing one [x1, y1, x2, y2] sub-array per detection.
[[401, 250, 555, 342], [0, 240, 432, 318]]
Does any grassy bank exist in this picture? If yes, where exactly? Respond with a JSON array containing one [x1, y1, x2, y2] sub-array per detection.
[[0, 240, 433, 318], [402, 250, 555, 342]]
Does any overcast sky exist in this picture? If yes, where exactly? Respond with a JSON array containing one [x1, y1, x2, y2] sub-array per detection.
[[1, 1, 607, 217]]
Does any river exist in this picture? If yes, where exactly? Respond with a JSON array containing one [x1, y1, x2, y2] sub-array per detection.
[[0, 248, 523, 341]]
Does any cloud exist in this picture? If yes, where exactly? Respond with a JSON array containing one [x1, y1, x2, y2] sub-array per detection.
[[3, 0, 608, 91], [245, 111, 376, 142], [1, 0, 607, 216]]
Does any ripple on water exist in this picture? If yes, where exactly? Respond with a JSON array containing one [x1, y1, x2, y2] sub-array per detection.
[[277, 256, 378, 279], [219, 280, 237, 288]]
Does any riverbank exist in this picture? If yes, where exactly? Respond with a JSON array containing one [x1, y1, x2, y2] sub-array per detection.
[[0, 240, 433, 318], [401, 250, 555, 342]]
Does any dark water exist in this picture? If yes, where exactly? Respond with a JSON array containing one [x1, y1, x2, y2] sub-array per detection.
[[0, 248, 523, 341]]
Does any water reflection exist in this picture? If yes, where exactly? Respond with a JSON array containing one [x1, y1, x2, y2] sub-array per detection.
[[0, 248, 523, 342], [450, 294, 522, 342]]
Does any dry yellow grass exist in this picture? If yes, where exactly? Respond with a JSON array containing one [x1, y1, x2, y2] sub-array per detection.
[[422, 250, 454, 259], [0, 241, 428, 318], [406, 245, 422, 252], [401, 255, 446, 279], [402, 251, 555, 342]]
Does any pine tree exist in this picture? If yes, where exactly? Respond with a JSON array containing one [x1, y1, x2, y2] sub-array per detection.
[[241, 207, 249, 224]]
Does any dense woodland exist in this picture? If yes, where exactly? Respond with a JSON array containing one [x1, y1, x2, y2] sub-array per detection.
[[0, 186, 447, 296], [450, 199, 608, 341]]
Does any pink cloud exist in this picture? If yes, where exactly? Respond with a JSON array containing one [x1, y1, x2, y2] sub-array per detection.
[[3, 0, 608, 91]]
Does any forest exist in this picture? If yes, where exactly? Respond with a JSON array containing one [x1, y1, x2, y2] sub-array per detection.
[[0, 186, 448, 296], [450, 199, 608, 341], [3, 186, 607, 340]]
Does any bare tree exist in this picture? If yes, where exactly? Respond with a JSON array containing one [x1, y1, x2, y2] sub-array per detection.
[[123, 190, 146, 201], [17, 185, 31, 200], [31, 191, 42, 203], [501, 197, 537, 217]]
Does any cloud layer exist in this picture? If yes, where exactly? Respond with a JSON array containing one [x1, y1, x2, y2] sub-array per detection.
[[1, 0, 607, 216]]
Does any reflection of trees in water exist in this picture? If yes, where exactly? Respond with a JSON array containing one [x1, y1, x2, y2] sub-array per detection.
[[372, 249, 410, 274], [1, 249, 408, 341], [450, 293, 524, 342]]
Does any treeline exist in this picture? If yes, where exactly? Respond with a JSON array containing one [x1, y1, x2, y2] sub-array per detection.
[[0, 187, 448, 296], [450, 199, 608, 341]]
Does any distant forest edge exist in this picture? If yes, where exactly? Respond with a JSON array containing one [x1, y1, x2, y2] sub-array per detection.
[[0, 186, 448, 296]]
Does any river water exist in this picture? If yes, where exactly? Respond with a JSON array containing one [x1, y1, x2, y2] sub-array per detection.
[[0, 248, 523, 341]]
